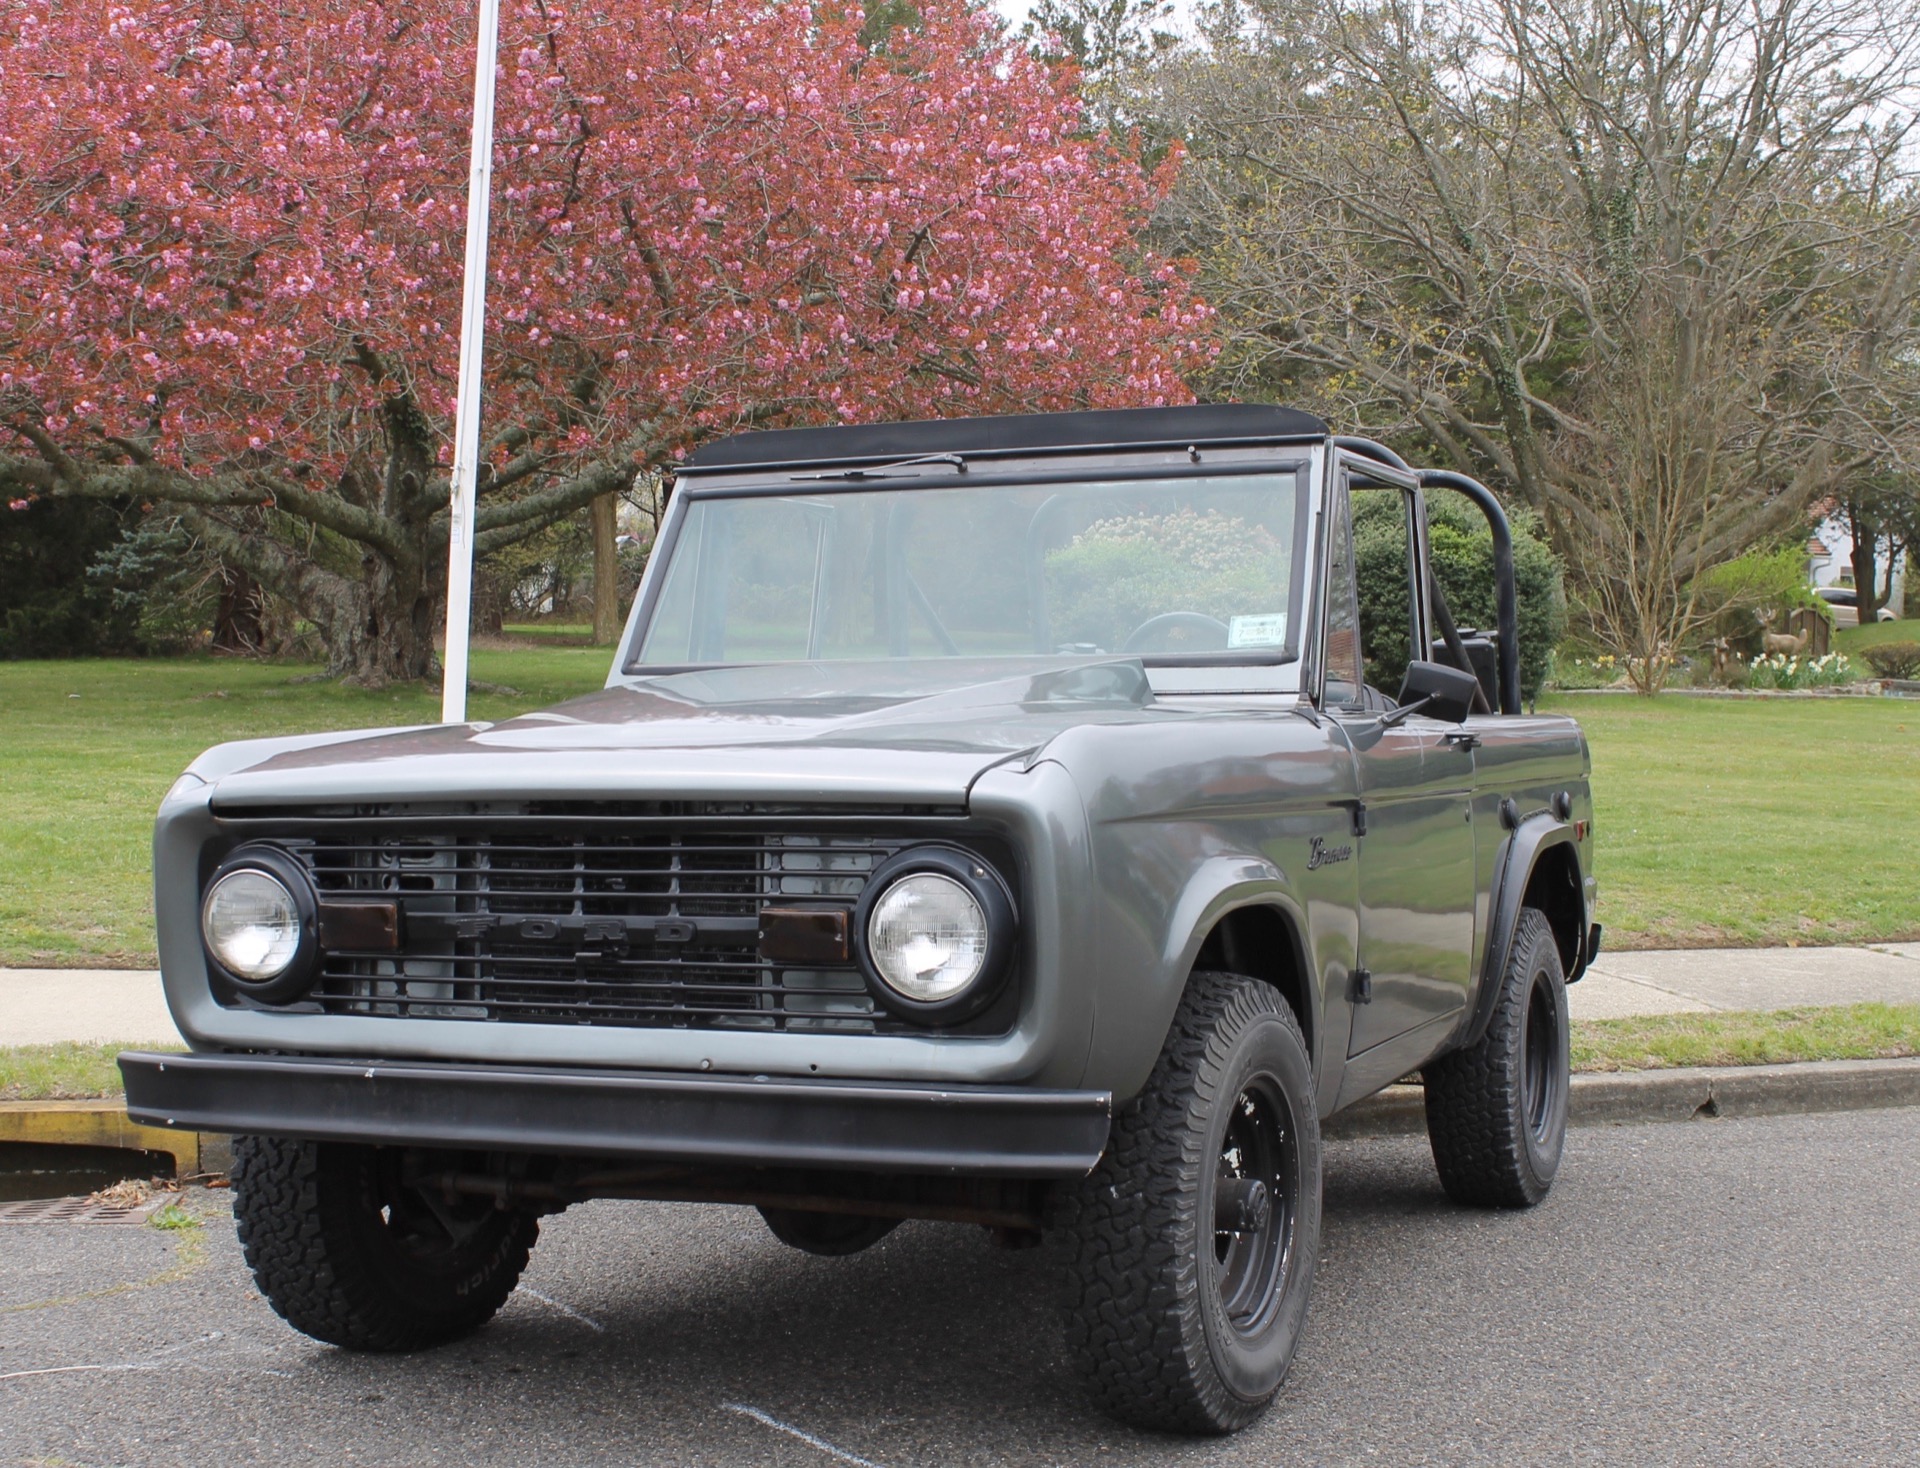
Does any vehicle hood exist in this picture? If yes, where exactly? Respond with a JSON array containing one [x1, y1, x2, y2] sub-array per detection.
[[201, 659, 1188, 808]]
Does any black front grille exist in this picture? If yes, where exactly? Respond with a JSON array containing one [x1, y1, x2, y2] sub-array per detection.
[[269, 826, 932, 1033]]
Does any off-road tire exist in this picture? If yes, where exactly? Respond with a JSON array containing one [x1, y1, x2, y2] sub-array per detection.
[[758, 1206, 900, 1257], [1051, 971, 1321, 1435], [1423, 906, 1570, 1207], [231, 1136, 538, 1351]]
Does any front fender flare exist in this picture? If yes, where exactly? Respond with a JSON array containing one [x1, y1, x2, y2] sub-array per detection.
[[1163, 857, 1299, 979], [1087, 856, 1316, 1102]]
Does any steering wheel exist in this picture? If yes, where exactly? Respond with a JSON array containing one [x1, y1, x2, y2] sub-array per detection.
[[1120, 612, 1231, 654]]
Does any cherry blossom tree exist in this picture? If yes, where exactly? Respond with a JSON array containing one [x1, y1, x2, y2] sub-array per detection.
[[0, 0, 1208, 683]]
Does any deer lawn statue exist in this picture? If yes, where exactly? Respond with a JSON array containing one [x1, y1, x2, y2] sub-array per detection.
[[1710, 637, 1735, 681], [1758, 611, 1810, 657]]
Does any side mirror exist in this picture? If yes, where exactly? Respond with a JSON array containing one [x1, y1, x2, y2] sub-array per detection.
[[1386, 660, 1481, 726]]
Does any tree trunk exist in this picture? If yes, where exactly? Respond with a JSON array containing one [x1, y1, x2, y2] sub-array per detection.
[[1849, 510, 1884, 622], [315, 555, 438, 687], [209, 566, 268, 654], [591, 491, 620, 645]]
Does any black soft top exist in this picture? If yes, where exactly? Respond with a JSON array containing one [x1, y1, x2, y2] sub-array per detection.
[[681, 403, 1329, 472]]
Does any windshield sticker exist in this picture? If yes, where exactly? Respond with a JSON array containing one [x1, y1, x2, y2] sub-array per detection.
[[1227, 613, 1288, 648]]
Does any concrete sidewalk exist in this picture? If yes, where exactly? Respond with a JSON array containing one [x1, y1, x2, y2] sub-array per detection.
[[1572, 942, 1920, 1019], [4, 943, 1919, 1047], [2, 968, 181, 1046]]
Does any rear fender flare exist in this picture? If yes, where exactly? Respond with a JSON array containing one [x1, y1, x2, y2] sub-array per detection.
[[1455, 816, 1585, 1050]]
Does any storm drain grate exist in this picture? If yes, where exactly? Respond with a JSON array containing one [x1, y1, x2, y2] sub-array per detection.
[[0, 1195, 165, 1225]]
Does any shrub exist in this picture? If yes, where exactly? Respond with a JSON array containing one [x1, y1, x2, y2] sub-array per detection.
[[0, 497, 141, 658], [86, 517, 229, 653], [1044, 508, 1289, 652], [1693, 547, 1830, 652], [1862, 642, 1920, 680], [1354, 493, 1566, 702]]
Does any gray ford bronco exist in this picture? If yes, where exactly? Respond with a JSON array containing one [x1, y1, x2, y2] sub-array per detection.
[[121, 404, 1598, 1434]]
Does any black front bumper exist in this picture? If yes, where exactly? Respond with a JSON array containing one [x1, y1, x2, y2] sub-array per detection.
[[118, 1051, 1112, 1178]]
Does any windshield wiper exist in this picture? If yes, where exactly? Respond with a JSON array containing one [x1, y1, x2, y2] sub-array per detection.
[[790, 452, 967, 482]]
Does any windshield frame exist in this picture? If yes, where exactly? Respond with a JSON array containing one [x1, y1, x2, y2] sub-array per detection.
[[615, 448, 1321, 689]]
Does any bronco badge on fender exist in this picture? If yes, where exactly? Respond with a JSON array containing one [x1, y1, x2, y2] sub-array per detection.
[[1307, 835, 1353, 869]]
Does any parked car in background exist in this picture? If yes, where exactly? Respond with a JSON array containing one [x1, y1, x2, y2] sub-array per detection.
[[1813, 585, 1897, 626]]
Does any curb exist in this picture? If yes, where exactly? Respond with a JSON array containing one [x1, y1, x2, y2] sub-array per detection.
[[0, 1100, 231, 1177], [1324, 1056, 1920, 1140]]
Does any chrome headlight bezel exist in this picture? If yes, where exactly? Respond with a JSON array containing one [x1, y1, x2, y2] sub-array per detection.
[[853, 845, 1016, 1024], [199, 844, 319, 1004]]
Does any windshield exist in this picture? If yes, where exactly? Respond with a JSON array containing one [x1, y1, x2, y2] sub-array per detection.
[[631, 470, 1308, 675]]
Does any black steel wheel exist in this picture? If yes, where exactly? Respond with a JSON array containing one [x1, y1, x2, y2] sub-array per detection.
[[1423, 906, 1570, 1207], [231, 1136, 538, 1351], [758, 1206, 900, 1257], [1212, 1075, 1298, 1340], [1052, 971, 1321, 1435]]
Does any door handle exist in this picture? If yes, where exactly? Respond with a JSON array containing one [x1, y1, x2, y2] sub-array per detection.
[[1442, 730, 1480, 751]]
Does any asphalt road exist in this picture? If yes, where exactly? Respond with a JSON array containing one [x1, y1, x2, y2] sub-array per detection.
[[4, 1109, 1918, 1468]]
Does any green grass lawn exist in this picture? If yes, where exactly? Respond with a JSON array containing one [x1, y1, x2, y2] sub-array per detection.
[[501, 621, 598, 646], [0, 1041, 171, 1101], [1545, 692, 1919, 949], [0, 660, 1915, 965], [1570, 1003, 1920, 1071], [0, 650, 610, 967], [1834, 618, 1915, 654]]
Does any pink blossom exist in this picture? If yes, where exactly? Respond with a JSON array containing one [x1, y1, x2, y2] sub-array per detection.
[[0, 0, 1210, 483]]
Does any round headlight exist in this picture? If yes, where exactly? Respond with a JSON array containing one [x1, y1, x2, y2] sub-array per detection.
[[203, 868, 302, 981], [853, 846, 1016, 1023], [868, 873, 989, 1002], [199, 845, 319, 1002]]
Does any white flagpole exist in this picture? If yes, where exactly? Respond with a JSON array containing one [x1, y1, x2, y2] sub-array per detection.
[[441, 0, 502, 724]]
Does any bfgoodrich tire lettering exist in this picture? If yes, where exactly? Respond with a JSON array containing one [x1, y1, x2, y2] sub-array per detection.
[[1423, 906, 1571, 1207], [1051, 971, 1322, 1434], [231, 1135, 538, 1351]]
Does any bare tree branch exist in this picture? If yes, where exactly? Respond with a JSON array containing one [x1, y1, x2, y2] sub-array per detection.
[[1149, 0, 1920, 686]]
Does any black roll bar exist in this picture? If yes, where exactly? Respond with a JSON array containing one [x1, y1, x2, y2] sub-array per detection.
[[1335, 437, 1521, 715], [1417, 469, 1521, 714], [1427, 573, 1493, 715]]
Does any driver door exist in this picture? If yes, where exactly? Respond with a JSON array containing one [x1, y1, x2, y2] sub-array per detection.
[[1319, 464, 1478, 1058]]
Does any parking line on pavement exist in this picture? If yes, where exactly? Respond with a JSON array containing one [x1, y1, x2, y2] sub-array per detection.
[[513, 1284, 605, 1333], [723, 1402, 890, 1468], [0, 1330, 234, 1384], [0, 1360, 170, 1384]]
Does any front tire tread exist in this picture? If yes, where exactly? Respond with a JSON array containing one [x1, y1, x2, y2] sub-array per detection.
[[1053, 971, 1318, 1435], [231, 1136, 536, 1352]]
